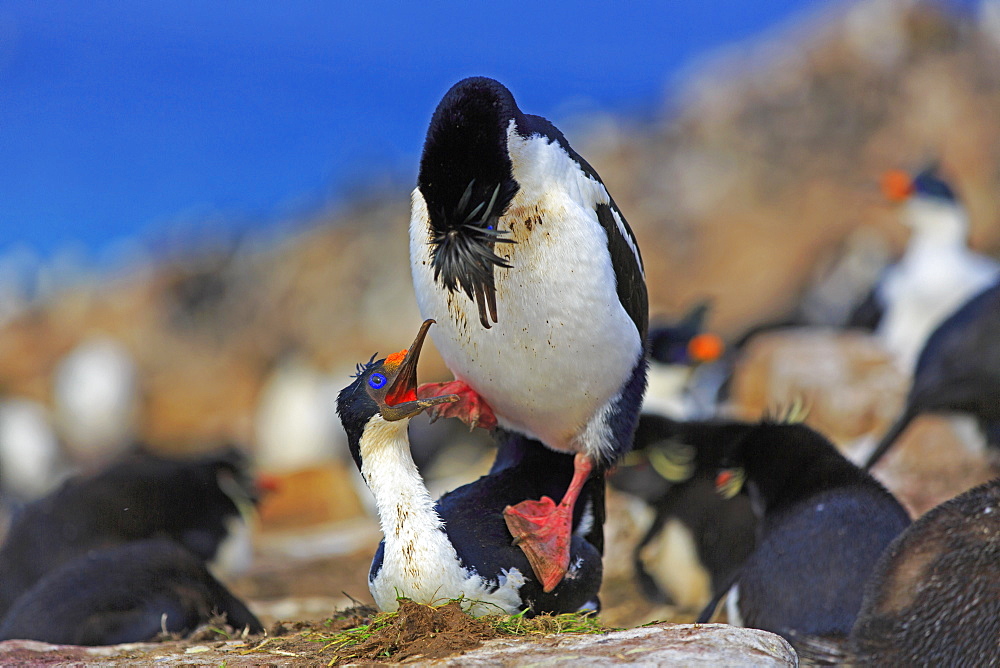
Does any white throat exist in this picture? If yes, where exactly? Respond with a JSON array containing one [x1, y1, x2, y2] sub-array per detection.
[[359, 415, 445, 546], [903, 198, 968, 246]]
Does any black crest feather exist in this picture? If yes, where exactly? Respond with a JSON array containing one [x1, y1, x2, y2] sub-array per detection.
[[429, 179, 516, 328], [418, 77, 522, 329]]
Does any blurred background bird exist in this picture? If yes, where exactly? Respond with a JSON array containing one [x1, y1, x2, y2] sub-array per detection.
[[0, 446, 265, 644], [866, 165, 1000, 373]]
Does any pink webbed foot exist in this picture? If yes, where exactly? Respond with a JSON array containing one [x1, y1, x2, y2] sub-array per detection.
[[416, 380, 497, 431], [503, 453, 594, 592]]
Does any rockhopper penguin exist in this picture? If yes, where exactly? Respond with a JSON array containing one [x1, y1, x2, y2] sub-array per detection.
[[692, 419, 911, 652]]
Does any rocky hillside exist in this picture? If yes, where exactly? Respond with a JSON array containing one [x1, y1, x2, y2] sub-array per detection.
[[1, 0, 999, 454]]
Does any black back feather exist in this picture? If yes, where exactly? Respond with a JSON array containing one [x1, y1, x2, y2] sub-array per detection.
[[0, 538, 262, 645]]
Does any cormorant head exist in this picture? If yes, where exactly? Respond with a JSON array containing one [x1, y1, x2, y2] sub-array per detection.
[[648, 301, 725, 367], [336, 320, 458, 470], [881, 164, 957, 204], [416, 77, 521, 328]]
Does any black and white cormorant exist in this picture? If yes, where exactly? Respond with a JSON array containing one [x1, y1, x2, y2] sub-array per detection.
[[864, 278, 1000, 469], [409, 77, 648, 591], [643, 302, 725, 419], [871, 165, 999, 372], [336, 320, 602, 616]]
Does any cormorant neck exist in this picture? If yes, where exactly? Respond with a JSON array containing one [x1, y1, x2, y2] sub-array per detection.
[[358, 415, 445, 544], [904, 199, 968, 248]]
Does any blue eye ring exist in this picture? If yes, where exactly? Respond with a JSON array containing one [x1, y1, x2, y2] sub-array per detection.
[[368, 373, 387, 390]]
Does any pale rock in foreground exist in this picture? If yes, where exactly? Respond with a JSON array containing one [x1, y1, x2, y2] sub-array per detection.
[[438, 623, 797, 667], [0, 624, 798, 666]]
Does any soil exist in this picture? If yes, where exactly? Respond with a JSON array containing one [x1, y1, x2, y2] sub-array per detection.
[[336, 600, 501, 664]]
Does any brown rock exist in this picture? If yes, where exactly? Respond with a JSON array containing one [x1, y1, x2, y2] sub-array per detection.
[[256, 463, 367, 529], [0, 623, 797, 667], [728, 328, 907, 444], [868, 414, 997, 517]]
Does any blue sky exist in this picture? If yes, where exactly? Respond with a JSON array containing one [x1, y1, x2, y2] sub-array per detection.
[[1, 1, 832, 262]]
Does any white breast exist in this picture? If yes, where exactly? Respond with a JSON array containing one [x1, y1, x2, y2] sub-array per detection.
[[877, 200, 1000, 371], [410, 125, 643, 453], [360, 415, 526, 616]]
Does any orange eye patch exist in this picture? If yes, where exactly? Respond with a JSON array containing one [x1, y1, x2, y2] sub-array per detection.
[[881, 169, 914, 202], [688, 333, 724, 363]]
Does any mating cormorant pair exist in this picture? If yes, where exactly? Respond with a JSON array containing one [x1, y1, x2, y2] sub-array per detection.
[[337, 76, 648, 615]]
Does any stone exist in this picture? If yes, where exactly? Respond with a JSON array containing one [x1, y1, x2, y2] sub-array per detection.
[[0, 624, 797, 667], [727, 328, 907, 446], [436, 623, 797, 667]]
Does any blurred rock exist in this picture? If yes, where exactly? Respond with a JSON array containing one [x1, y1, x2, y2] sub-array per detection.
[[0, 623, 797, 666], [256, 462, 366, 530], [867, 414, 996, 517], [726, 327, 996, 516], [728, 328, 907, 445]]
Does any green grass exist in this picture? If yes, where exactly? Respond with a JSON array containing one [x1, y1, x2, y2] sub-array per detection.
[[320, 599, 608, 651], [483, 608, 611, 636]]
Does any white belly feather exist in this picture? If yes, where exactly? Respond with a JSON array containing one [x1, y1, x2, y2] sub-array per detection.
[[410, 128, 642, 453]]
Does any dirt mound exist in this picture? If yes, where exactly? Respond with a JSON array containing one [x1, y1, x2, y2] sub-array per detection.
[[347, 600, 500, 663], [249, 600, 504, 665]]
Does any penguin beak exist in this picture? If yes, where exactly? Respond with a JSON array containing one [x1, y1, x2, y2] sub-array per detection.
[[715, 467, 746, 500], [379, 319, 459, 421]]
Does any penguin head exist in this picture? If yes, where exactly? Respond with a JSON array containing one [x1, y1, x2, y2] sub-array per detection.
[[713, 420, 865, 514], [336, 320, 458, 470], [882, 163, 969, 242], [416, 77, 523, 328]]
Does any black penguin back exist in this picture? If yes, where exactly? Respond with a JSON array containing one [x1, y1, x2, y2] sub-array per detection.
[[0, 447, 251, 618], [865, 280, 1000, 469], [722, 422, 911, 645], [0, 538, 262, 646], [909, 279, 1000, 417], [850, 478, 1000, 666]]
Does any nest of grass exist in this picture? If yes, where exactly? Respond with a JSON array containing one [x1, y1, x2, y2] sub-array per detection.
[[240, 598, 612, 665]]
